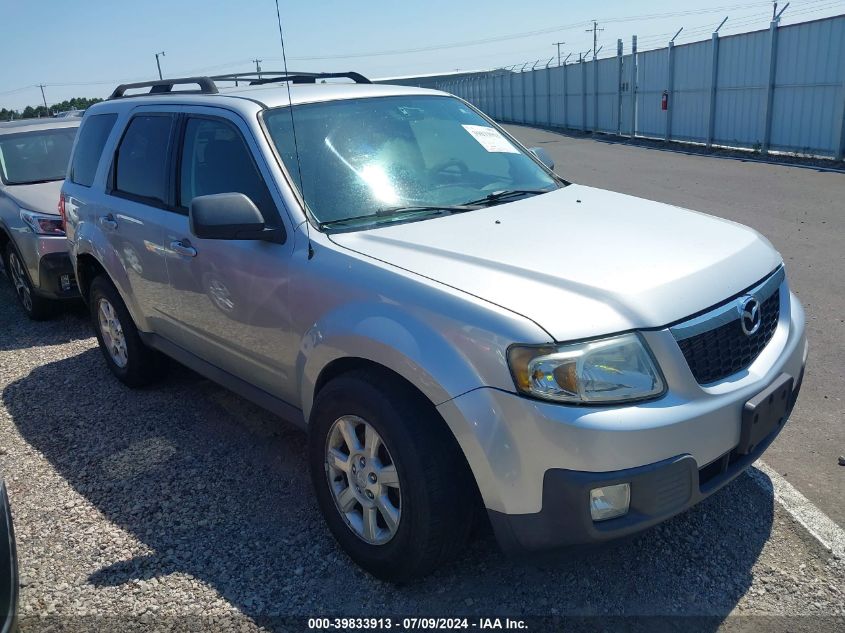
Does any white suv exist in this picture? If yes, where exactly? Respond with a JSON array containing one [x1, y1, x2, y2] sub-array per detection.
[[62, 73, 807, 580]]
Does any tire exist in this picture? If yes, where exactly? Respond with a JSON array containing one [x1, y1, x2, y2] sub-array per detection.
[[88, 275, 166, 387], [4, 242, 55, 320], [308, 368, 476, 581]]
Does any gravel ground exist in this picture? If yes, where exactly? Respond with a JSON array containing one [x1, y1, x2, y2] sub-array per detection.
[[1, 278, 844, 632]]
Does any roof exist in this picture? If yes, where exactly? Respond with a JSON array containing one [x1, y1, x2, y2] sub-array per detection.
[[88, 81, 448, 118], [216, 82, 445, 108], [0, 118, 81, 135]]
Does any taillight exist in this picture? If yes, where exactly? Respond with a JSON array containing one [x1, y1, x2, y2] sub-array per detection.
[[58, 194, 67, 232]]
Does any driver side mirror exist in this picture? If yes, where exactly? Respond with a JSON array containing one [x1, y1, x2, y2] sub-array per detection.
[[189, 193, 283, 242], [529, 147, 555, 171]]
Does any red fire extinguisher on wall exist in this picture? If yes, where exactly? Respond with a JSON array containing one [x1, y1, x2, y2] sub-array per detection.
[[661, 90, 669, 111]]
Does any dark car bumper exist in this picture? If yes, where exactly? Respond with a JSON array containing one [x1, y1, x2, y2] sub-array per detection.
[[35, 252, 78, 300], [489, 369, 804, 554]]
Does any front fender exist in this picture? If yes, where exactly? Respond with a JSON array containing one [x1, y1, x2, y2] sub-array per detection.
[[298, 301, 486, 423]]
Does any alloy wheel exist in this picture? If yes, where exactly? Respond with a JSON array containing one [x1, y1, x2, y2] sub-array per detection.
[[97, 298, 128, 368], [325, 415, 402, 545], [8, 251, 33, 313]]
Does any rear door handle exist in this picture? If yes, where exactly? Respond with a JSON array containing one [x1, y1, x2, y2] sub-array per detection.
[[99, 214, 118, 231], [170, 240, 197, 257]]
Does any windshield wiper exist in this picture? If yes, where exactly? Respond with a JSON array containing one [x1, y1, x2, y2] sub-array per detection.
[[461, 189, 552, 207], [319, 204, 478, 229]]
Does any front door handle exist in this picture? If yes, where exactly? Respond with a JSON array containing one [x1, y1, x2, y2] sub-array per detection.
[[99, 214, 118, 231], [170, 240, 197, 257]]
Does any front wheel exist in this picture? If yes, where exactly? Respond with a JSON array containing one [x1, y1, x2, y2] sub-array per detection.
[[308, 369, 476, 581], [4, 243, 55, 320]]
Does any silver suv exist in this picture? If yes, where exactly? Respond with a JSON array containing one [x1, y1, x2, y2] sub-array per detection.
[[0, 118, 80, 319], [63, 73, 807, 580]]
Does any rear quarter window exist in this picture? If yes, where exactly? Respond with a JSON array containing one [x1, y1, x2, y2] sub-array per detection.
[[69, 113, 118, 187]]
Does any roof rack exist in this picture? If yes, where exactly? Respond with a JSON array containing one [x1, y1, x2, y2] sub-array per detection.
[[211, 71, 372, 86], [109, 77, 219, 99], [108, 71, 371, 100]]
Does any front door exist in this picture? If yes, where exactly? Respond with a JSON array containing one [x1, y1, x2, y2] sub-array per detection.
[[158, 109, 299, 403]]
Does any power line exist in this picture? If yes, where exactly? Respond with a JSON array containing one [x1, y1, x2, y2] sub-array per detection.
[[276, 0, 790, 61], [0, 86, 34, 97]]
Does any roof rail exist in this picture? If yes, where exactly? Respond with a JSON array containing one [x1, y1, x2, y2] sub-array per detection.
[[109, 77, 219, 100], [108, 71, 371, 101], [211, 71, 372, 86]]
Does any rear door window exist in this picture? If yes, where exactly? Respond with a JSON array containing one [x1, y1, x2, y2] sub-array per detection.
[[178, 117, 275, 218], [69, 113, 117, 187], [113, 114, 175, 204]]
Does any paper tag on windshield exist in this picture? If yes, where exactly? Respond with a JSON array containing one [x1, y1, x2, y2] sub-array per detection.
[[462, 125, 519, 153]]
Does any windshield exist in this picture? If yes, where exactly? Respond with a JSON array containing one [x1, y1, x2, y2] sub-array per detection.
[[0, 127, 77, 185], [263, 95, 558, 228]]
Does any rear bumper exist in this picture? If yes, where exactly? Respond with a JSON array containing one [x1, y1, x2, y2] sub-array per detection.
[[488, 367, 804, 553]]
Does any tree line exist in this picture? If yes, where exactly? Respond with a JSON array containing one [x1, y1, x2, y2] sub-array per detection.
[[1, 97, 103, 121]]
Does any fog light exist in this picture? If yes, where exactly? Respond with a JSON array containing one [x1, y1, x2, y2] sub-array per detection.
[[590, 483, 630, 521]]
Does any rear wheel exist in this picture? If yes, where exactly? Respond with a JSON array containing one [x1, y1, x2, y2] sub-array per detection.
[[4, 242, 55, 320], [309, 369, 476, 581], [89, 275, 165, 387]]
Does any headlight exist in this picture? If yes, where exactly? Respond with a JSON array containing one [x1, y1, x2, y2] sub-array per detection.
[[20, 209, 65, 236], [508, 333, 665, 404]]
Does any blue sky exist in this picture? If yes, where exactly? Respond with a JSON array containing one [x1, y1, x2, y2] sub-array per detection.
[[1, 0, 843, 110]]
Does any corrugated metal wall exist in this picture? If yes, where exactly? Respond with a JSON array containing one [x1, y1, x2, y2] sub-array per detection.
[[435, 14, 845, 160]]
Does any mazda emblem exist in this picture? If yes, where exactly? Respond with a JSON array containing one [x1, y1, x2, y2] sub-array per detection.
[[739, 296, 762, 336]]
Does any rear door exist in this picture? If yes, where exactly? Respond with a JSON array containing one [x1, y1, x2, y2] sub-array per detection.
[[157, 107, 298, 403], [99, 108, 179, 329]]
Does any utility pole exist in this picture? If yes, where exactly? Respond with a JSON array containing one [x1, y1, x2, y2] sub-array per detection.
[[553, 41, 566, 67], [253, 58, 263, 79], [586, 20, 604, 60], [154, 51, 165, 80], [37, 84, 48, 111]]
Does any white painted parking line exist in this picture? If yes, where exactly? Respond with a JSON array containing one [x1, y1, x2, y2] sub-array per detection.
[[750, 460, 845, 559]]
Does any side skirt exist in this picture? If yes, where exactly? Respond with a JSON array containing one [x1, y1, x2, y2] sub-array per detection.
[[138, 331, 307, 430]]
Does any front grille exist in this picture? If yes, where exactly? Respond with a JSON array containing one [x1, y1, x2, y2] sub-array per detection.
[[677, 289, 780, 384]]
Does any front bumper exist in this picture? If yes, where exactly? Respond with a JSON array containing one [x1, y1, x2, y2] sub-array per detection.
[[488, 368, 803, 552], [436, 288, 807, 552], [9, 230, 78, 299], [35, 252, 78, 300]]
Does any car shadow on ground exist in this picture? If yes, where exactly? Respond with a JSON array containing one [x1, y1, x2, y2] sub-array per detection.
[[3, 347, 775, 630]]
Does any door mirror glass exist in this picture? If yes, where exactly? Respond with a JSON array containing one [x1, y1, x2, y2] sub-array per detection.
[[529, 147, 555, 171], [189, 192, 269, 240]]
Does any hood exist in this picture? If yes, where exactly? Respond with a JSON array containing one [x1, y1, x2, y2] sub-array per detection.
[[3, 180, 62, 215], [329, 185, 782, 341]]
